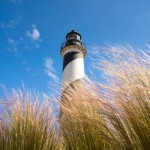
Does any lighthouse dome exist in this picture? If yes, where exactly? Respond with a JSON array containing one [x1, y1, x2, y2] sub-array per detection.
[[60, 30, 86, 57], [66, 30, 82, 41]]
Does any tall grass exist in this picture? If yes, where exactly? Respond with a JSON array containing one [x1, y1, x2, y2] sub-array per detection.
[[59, 45, 150, 150], [0, 45, 150, 150], [0, 89, 57, 150], [60, 83, 113, 150]]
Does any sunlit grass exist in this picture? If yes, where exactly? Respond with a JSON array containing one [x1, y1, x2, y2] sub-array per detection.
[[0, 89, 58, 150], [59, 45, 150, 150], [0, 45, 150, 150]]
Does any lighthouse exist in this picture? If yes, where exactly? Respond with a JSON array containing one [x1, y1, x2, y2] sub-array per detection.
[[60, 30, 86, 89]]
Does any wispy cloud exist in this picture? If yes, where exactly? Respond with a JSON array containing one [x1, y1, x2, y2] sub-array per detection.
[[44, 58, 59, 83], [6, 36, 26, 53], [26, 25, 40, 41], [7, 37, 18, 52], [10, 0, 22, 5], [0, 13, 22, 29], [7, 38, 15, 44]]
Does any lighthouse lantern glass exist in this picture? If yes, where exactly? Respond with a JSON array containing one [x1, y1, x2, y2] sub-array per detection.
[[77, 35, 80, 40], [67, 33, 81, 41]]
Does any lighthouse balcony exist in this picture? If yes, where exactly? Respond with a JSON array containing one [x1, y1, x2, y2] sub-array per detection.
[[61, 39, 86, 51]]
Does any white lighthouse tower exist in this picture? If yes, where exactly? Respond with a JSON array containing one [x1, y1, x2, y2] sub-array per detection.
[[60, 30, 86, 89]]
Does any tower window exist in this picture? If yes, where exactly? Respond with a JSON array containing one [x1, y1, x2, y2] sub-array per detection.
[[67, 34, 81, 40]]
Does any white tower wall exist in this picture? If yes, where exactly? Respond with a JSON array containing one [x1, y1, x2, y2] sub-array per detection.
[[60, 30, 86, 90], [62, 57, 85, 88]]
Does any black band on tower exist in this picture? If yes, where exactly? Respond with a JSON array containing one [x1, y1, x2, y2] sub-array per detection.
[[63, 51, 83, 71]]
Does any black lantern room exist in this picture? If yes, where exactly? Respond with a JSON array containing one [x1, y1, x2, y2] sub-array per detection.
[[61, 30, 83, 49], [60, 30, 86, 57], [65, 30, 82, 46]]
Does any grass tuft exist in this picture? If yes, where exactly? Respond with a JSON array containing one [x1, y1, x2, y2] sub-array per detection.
[[0, 89, 57, 150]]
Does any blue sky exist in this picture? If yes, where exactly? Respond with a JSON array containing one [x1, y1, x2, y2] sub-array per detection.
[[1, 0, 150, 93]]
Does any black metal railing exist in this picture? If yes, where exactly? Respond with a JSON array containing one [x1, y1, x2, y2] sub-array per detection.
[[60, 39, 86, 52]]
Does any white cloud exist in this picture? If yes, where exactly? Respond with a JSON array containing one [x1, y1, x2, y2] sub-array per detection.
[[10, 0, 22, 4], [8, 38, 15, 44], [45, 58, 55, 72], [6, 36, 26, 53], [44, 58, 59, 82], [7, 37, 18, 52], [10, 0, 16, 3], [0, 13, 22, 29], [26, 67, 31, 72], [35, 44, 39, 48], [26, 26, 40, 41]]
